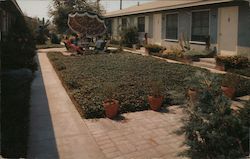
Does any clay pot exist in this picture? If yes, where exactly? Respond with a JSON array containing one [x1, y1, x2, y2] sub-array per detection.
[[103, 99, 119, 119], [215, 63, 225, 71], [187, 89, 197, 102], [148, 95, 164, 111], [221, 86, 236, 99]]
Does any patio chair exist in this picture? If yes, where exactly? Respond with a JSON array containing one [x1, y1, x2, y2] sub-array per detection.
[[95, 40, 107, 51]]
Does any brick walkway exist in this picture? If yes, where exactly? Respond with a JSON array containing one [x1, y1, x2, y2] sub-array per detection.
[[84, 106, 188, 159]]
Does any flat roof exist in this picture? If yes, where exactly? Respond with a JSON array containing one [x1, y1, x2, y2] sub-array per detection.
[[104, 0, 233, 18], [11, 0, 24, 16]]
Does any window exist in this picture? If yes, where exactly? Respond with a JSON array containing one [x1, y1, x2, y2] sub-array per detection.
[[191, 11, 209, 42], [166, 14, 178, 40], [138, 17, 145, 32], [122, 18, 127, 30]]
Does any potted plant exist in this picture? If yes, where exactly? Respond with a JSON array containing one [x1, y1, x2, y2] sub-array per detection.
[[102, 84, 119, 119], [221, 73, 239, 99], [187, 87, 198, 103], [148, 81, 164, 111]]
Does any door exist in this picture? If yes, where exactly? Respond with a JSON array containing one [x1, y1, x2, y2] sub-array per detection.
[[153, 13, 162, 45], [218, 6, 238, 56]]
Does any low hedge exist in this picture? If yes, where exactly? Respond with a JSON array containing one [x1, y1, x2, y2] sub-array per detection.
[[48, 52, 250, 119], [145, 44, 165, 53], [216, 55, 249, 69]]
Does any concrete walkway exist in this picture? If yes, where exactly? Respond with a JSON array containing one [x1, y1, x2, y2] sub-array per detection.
[[28, 50, 105, 159]]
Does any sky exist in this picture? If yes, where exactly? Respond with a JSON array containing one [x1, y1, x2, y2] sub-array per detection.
[[16, 0, 153, 20]]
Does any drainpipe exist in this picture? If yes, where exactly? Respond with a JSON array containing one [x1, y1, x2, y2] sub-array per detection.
[[120, 0, 122, 10]]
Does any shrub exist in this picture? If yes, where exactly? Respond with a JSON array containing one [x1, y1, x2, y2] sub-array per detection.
[[238, 100, 250, 156], [54, 61, 66, 71], [1, 16, 37, 71], [161, 48, 184, 59], [182, 71, 248, 158], [145, 44, 165, 53], [121, 27, 139, 47], [216, 56, 249, 69], [1, 69, 33, 158], [184, 49, 215, 58], [50, 33, 61, 44]]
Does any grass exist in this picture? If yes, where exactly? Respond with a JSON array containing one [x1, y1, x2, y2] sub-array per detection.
[[48, 52, 250, 118], [1, 70, 33, 158]]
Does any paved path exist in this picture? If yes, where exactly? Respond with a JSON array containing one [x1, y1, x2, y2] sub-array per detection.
[[28, 48, 187, 159], [84, 106, 187, 159], [28, 50, 105, 159]]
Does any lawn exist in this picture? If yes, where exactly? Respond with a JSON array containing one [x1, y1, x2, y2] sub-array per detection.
[[48, 52, 250, 118]]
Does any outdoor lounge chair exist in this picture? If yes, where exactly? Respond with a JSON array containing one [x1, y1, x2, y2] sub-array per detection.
[[95, 40, 107, 51]]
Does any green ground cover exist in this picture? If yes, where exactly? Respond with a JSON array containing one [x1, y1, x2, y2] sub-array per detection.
[[48, 52, 250, 118]]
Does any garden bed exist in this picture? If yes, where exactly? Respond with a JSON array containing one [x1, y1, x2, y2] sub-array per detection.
[[36, 43, 64, 49], [227, 66, 250, 77], [48, 52, 250, 118]]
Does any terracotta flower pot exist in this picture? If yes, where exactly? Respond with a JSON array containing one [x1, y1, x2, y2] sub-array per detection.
[[187, 89, 197, 102], [148, 95, 164, 111], [215, 63, 225, 71], [221, 86, 236, 99], [103, 99, 119, 119]]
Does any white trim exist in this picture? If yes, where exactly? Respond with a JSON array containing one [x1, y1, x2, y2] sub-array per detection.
[[68, 12, 107, 37], [165, 12, 179, 40], [190, 41, 206, 45], [164, 39, 178, 42], [190, 9, 210, 42]]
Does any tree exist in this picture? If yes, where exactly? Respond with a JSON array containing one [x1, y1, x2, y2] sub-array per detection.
[[1, 15, 37, 71], [35, 18, 50, 44], [49, 0, 105, 34]]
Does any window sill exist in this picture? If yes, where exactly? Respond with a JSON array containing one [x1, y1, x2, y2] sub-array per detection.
[[164, 39, 178, 42], [190, 41, 206, 45]]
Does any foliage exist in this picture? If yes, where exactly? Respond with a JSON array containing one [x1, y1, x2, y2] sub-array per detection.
[[182, 71, 248, 158], [50, 32, 61, 44], [221, 73, 240, 88], [227, 66, 250, 77], [1, 69, 33, 158], [161, 47, 184, 60], [47, 52, 250, 119], [184, 49, 215, 58], [149, 81, 165, 97], [145, 44, 165, 53], [50, 0, 104, 33], [216, 55, 249, 69], [120, 27, 139, 47], [35, 18, 50, 44], [237, 100, 250, 155], [1, 15, 37, 71]]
